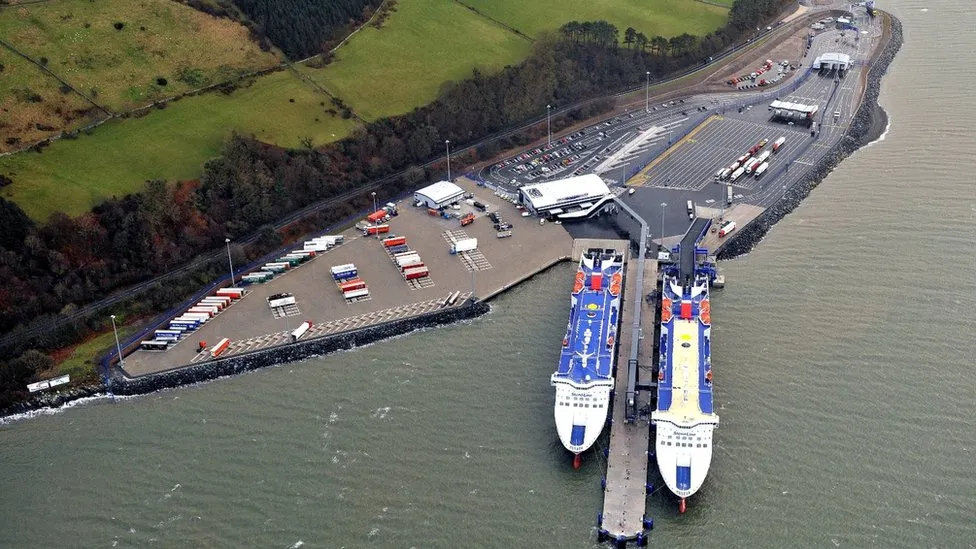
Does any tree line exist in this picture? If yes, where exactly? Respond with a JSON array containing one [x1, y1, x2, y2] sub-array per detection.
[[182, 0, 386, 59], [0, 0, 793, 409]]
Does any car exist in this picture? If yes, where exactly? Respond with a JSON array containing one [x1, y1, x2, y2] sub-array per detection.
[[718, 220, 737, 237]]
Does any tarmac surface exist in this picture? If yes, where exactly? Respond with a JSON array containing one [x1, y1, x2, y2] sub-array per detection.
[[121, 177, 572, 377]]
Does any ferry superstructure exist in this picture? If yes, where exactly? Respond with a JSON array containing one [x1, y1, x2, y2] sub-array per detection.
[[552, 249, 624, 467], [652, 251, 720, 513]]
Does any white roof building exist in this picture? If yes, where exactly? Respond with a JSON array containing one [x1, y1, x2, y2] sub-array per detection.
[[414, 181, 464, 208], [813, 52, 851, 70], [518, 174, 611, 216]]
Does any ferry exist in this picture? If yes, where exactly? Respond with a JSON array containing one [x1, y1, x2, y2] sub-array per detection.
[[551, 248, 624, 469], [652, 266, 720, 512]]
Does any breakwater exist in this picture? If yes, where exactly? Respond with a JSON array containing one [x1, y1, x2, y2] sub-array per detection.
[[717, 13, 903, 260], [2, 301, 490, 418]]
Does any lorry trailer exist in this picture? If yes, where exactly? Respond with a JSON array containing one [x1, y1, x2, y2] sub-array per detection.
[[216, 288, 245, 299], [754, 162, 770, 178], [339, 279, 367, 292], [209, 338, 231, 358], [343, 288, 370, 300], [403, 266, 429, 280], [140, 340, 170, 351], [291, 321, 312, 342], [187, 307, 216, 317], [382, 236, 407, 248], [367, 210, 390, 224], [450, 238, 478, 254], [388, 244, 410, 255], [198, 298, 228, 310], [395, 254, 422, 268], [178, 313, 211, 323], [729, 167, 746, 182], [192, 304, 220, 314], [772, 137, 786, 152], [363, 224, 390, 236], [756, 150, 772, 164]]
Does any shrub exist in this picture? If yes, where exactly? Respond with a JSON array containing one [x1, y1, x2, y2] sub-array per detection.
[[113, 22, 124, 30], [156, 77, 168, 86]]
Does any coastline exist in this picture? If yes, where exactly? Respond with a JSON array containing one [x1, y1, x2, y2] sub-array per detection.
[[1, 14, 905, 420], [2, 301, 490, 419], [716, 13, 903, 260]]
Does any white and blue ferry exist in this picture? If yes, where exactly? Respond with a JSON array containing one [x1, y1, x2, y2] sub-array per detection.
[[652, 267, 719, 512], [551, 249, 624, 468]]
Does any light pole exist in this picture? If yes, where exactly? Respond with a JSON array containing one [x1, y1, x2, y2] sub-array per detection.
[[782, 185, 787, 199], [371, 191, 377, 215], [445, 140, 451, 181], [546, 104, 552, 146], [110, 314, 124, 368], [224, 238, 234, 284], [660, 202, 667, 249], [645, 71, 650, 113]]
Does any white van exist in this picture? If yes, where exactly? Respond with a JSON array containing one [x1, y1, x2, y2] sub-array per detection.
[[686, 200, 695, 219]]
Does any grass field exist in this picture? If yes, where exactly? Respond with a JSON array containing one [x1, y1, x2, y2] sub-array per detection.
[[1, 70, 359, 220], [0, 0, 281, 113], [462, 0, 730, 41], [54, 325, 136, 382], [299, 0, 533, 121], [0, 47, 102, 151]]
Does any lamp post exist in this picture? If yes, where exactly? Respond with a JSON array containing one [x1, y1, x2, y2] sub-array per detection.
[[645, 71, 650, 113], [371, 191, 377, 215], [546, 104, 552, 146], [782, 184, 787, 199], [110, 314, 124, 369], [225, 238, 234, 284], [445, 140, 451, 182], [660, 202, 667, 249]]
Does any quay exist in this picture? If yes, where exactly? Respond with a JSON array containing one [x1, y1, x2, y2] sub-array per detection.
[[599, 253, 659, 546], [120, 177, 573, 377], [599, 213, 719, 546]]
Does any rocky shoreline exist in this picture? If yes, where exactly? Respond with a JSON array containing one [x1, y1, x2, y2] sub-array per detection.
[[717, 14, 903, 260], [2, 301, 490, 419]]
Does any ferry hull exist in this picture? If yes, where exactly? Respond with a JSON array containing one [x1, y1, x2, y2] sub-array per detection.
[[551, 249, 624, 459], [553, 384, 612, 454]]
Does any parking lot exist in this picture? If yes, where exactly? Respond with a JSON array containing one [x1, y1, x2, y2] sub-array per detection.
[[632, 115, 810, 192], [121, 177, 573, 377]]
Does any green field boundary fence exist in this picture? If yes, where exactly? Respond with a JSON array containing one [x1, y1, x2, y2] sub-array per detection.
[[0, 37, 112, 116]]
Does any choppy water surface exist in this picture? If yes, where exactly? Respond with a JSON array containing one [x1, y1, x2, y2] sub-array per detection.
[[1, 2, 974, 547]]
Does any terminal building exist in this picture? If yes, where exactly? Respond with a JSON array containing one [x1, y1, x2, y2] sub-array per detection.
[[813, 52, 851, 72], [769, 99, 819, 125], [518, 174, 612, 220], [414, 181, 465, 209]]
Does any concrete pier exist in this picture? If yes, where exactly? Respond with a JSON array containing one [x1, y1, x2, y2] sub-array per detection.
[[601, 256, 659, 543]]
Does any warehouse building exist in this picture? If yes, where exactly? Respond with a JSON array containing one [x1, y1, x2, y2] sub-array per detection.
[[518, 174, 611, 219], [414, 181, 465, 209]]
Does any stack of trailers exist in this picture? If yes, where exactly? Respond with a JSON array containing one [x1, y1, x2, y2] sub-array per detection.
[[381, 236, 430, 281], [143, 288, 246, 351], [331, 264, 369, 301]]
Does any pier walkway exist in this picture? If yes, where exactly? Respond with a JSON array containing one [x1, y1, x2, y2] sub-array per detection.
[[601, 256, 659, 544]]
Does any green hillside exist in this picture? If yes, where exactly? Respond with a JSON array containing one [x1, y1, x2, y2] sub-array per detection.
[[1, 70, 358, 220]]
